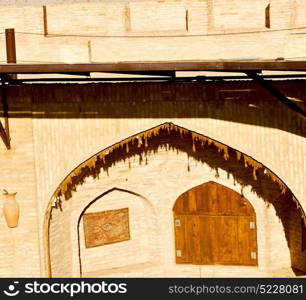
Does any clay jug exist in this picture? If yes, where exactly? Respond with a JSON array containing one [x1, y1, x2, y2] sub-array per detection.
[[3, 190, 19, 228]]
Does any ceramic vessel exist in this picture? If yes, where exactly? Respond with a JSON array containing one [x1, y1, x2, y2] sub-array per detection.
[[3, 190, 19, 228]]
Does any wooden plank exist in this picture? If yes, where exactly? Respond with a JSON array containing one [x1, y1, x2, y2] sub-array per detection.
[[249, 216, 258, 266], [187, 189, 197, 213], [3, 60, 306, 74], [237, 216, 251, 265], [174, 182, 258, 266], [195, 184, 207, 213], [217, 216, 239, 264], [182, 193, 190, 214], [199, 216, 216, 264], [302, 219, 306, 252], [216, 183, 230, 215], [174, 214, 189, 263], [0, 120, 10, 149], [175, 182, 255, 216], [265, 4, 270, 29], [185, 216, 201, 264], [43, 6, 48, 36], [5, 28, 17, 80], [175, 215, 258, 265]]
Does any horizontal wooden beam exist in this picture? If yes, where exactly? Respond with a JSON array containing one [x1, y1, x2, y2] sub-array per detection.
[[101, 70, 176, 77], [7, 73, 306, 83], [2, 60, 306, 74]]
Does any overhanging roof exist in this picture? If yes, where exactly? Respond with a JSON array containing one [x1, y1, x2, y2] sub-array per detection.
[[1, 60, 306, 74], [0, 60, 305, 129]]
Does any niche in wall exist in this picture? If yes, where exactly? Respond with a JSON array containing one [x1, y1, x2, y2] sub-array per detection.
[[77, 188, 157, 277]]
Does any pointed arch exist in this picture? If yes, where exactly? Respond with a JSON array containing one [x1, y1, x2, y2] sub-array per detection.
[[173, 181, 256, 216], [173, 181, 258, 266], [44, 122, 306, 277], [76, 187, 154, 277]]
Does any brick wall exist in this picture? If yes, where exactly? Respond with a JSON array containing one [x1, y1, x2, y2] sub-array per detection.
[[0, 81, 304, 277], [49, 149, 296, 277], [1, 0, 306, 63], [0, 118, 41, 277]]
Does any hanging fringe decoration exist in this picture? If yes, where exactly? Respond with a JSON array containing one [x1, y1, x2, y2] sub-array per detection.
[[137, 136, 142, 148], [49, 122, 304, 220], [187, 154, 190, 172], [243, 155, 262, 180], [192, 134, 196, 152], [265, 169, 287, 194]]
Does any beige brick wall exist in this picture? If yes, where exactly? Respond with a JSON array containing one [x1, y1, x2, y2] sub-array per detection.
[[0, 118, 41, 277], [0, 81, 303, 277], [1, 0, 306, 62], [0, 0, 305, 276], [208, 0, 268, 31], [49, 149, 295, 277]]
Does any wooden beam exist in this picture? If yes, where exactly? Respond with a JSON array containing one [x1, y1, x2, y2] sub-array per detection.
[[0, 120, 10, 150], [101, 70, 176, 77], [1, 77, 11, 150], [6, 73, 306, 84], [5, 28, 17, 80], [2, 60, 306, 74], [265, 4, 271, 29], [185, 9, 189, 32], [5, 29, 16, 63], [245, 71, 306, 120], [43, 6, 48, 36]]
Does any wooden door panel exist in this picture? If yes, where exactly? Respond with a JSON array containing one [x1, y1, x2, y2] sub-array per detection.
[[199, 216, 216, 264], [239, 216, 258, 266], [175, 215, 258, 266], [186, 216, 201, 264], [216, 216, 240, 264], [174, 182, 255, 216], [173, 214, 189, 264], [237, 217, 251, 264], [173, 182, 258, 266]]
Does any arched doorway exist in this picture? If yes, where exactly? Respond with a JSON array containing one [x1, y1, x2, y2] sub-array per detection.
[[173, 181, 258, 266], [45, 122, 306, 277], [76, 188, 156, 277]]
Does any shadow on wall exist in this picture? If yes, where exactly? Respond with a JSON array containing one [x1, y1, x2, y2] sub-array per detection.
[[273, 191, 306, 275], [1, 81, 305, 137], [47, 123, 306, 275]]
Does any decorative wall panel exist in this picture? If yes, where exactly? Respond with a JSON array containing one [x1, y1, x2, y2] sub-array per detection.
[[83, 208, 130, 248]]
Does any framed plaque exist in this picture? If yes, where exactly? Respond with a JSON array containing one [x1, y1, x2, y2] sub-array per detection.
[[83, 208, 130, 248]]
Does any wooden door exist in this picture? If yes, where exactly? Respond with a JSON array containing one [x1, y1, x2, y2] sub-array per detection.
[[173, 182, 258, 266]]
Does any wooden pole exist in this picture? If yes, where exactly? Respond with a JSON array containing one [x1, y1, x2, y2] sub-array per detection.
[[5, 28, 17, 80], [43, 6, 48, 36], [0, 78, 10, 150], [1, 28, 16, 149]]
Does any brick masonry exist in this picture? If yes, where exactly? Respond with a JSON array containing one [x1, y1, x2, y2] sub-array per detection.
[[0, 81, 305, 277], [0, 0, 305, 277], [1, 0, 306, 63]]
